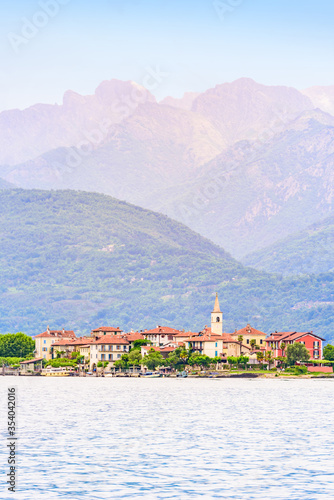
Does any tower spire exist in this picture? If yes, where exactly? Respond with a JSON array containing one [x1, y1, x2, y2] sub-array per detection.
[[213, 292, 221, 313]]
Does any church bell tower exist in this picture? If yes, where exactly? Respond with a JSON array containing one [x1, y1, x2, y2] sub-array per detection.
[[211, 293, 223, 335]]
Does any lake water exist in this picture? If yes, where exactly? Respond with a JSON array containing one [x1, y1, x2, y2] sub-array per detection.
[[0, 377, 333, 499]]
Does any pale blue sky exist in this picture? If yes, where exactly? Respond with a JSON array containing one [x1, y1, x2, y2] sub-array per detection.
[[0, 0, 333, 111]]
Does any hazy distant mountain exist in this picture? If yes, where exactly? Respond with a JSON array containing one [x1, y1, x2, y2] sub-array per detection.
[[191, 78, 314, 145], [0, 80, 155, 165], [3, 102, 227, 198], [243, 216, 334, 275], [0, 177, 15, 189], [160, 92, 200, 110], [302, 85, 334, 117], [151, 110, 334, 257], [4, 77, 333, 259]]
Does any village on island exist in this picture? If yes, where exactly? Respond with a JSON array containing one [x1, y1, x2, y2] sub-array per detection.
[[8, 293, 331, 378]]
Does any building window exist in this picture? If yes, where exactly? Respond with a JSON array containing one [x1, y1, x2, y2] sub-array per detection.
[[116, 345, 120, 350], [117, 354, 121, 358], [314, 350, 319, 358], [109, 354, 112, 360], [313, 341, 319, 347], [215, 342, 218, 347], [260, 340, 263, 345], [44, 340, 46, 344], [246, 339, 249, 344], [215, 351, 218, 357]]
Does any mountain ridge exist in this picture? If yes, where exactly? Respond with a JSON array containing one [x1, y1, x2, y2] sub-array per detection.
[[1, 189, 334, 344]]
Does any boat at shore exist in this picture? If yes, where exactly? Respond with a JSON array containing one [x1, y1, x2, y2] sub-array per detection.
[[140, 372, 162, 378], [41, 367, 76, 377]]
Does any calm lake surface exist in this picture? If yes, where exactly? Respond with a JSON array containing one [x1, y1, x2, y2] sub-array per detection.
[[0, 377, 333, 499]]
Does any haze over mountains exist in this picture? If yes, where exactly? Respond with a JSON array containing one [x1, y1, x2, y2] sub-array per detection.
[[1, 77, 334, 262], [243, 215, 334, 276]]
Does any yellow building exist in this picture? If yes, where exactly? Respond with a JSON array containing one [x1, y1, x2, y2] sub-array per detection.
[[231, 324, 266, 349], [90, 335, 129, 371], [34, 327, 76, 360], [186, 331, 244, 360], [51, 337, 95, 360], [79, 344, 92, 362]]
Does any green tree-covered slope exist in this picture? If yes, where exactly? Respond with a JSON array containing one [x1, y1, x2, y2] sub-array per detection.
[[1, 189, 334, 342], [243, 216, 334, 275]]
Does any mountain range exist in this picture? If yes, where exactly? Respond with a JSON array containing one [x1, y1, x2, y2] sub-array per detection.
[[1, 189, 334, 344], [243, 215, 334, 276], [3, 77, 334, 261]]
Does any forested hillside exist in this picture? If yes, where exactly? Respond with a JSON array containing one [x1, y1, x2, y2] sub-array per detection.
[[1, 189, 334, 343], [243, 216, 334, 275]]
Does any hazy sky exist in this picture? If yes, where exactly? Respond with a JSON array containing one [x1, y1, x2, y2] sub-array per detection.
[[0, 0, 333, 111]]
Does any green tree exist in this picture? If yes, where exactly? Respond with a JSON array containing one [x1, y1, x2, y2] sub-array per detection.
[[141, 349, 164, 370], [46, 359, 76, 368], [0, 357, 25, 367], [237, 335, 243, 343], [97, 360, 109, 374], [265, 350, 274, 369], [256, 351, 264, 368], [0, 333, 35, 358], [286, 342, 310, 365], [128, 348, 142, 367], [132, 339, 152, 349], [250, 339, 256, 350], [166, 347, 191, 370], [227, 356, 238, 368], [237, 355, 249, 369], [211, 356, 221, 368], [114, 353, 130, 369], [194, 355, 211, 370], [188, 352, 211, 370], [275, 356, 287, 369], [280, 342, 286, 356], [323, 344, 334, 361]]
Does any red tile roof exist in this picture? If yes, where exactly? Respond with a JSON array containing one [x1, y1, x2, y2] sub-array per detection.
[[144, 326, 183, 335], [160, 346, 178, 352], [266, 331, 325, 342], [173, 331, 198, 338], [91, 326, 123, 333], [123, 332, 145, 341], [188, 333, 236, 343], [232, 324, 266, 337], [20, 358, 43, 365], [92, 335, 129, 345], [71, 337, 95, 345], [142, 346, 160, 352], [34, 330, 76, 339], [52, 337, 95, 347], [52, 340, 74, 347]]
